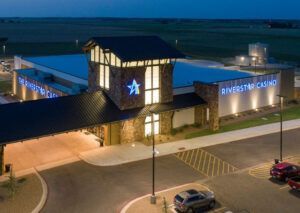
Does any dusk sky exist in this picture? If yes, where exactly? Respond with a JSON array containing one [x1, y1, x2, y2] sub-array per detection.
[[1, 0, 299, 19]]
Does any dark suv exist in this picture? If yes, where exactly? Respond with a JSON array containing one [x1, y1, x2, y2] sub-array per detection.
[[174, 189, 215, 213], [270, 162, 300, 182]]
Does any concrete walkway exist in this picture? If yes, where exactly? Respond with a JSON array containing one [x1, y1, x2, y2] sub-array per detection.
[[80, 119, 300, 166]]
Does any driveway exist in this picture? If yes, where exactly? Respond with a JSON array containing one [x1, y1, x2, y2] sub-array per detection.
[[5, 131, 100, 171], [40, 156, 203, 213]]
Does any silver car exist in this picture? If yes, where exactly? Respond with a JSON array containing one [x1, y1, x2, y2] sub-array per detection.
[[174, 189, 215, 213]]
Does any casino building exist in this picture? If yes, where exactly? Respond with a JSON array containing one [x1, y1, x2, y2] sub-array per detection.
[[1, 36, 295, 149]]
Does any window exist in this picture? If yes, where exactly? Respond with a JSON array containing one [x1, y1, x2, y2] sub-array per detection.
[[116, 57, 121, 67], [145, 114, 159, 137], [187, 196, 200, 203], [91, 48, 95, 62], [145, 65, 160, 105], [99, 65, 109, 89], [95, 46, 100, 63], [100, 49, 104, 64]]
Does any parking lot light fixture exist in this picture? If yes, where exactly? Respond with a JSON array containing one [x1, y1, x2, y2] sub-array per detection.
[[150, 111, 156, 204], [277, 95, 285, 162]]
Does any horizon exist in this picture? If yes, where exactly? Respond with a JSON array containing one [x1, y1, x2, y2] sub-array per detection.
[[0, 17, 299, 21], [1, 0, 300, 19]]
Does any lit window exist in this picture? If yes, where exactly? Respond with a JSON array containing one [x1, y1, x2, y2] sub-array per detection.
[[138, 61, 144, 66], [100, 49, 104, 64], [105, 53, 110, 64], [152, 89, 159, 104], [91, 48, 95, 62], [145, 67, 152, 90], [99, 65, 110, 89], [145, 114, 160, 136], [145, 65, 160, 105], [100, 65, 104, 87], [116, 57, 121, 67], [111, 53, 116, 66], [105, 66, 109, 89], [153, 60, 159, 65], [145, 90, 152, 105], [95, 46, 100, 63]]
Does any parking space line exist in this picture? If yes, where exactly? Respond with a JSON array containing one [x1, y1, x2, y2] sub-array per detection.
[[192, 149, 199, 168], [212, 207, 227, 213], [212, 157, 216, 177], [217, 159, 220, 176], [189, 149, 195, 165], [202, 152, 207, 172], [206, 155, 212, 176], [279, 185, 290, 190]]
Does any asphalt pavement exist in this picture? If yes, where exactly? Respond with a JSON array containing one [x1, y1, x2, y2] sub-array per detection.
[[40, 128, 300, 213], [40, 155, 203, 213]]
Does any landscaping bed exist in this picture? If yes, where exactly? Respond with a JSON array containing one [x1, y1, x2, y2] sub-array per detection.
[[0, 174, 43, 213]]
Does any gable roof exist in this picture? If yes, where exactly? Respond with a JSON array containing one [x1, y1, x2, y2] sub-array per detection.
[[0, 92, 206, 145], [84, 36, 185, 62]]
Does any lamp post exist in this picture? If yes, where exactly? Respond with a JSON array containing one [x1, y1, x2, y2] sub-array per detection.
[[277, 95, 285, 162], [252, 57, 257, 74], [3, 45, 6, 59], [150, 111, 156, 204]]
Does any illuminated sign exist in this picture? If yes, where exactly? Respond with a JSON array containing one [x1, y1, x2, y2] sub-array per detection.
[[221, 79, 277, 96], [127, 79, 141, 95], [18, 76, 59, 98]]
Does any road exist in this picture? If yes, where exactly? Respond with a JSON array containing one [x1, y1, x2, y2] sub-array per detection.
[[40, 128, 300, 213]]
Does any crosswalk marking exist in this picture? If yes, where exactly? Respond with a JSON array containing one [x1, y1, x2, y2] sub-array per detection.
[[174, 148, 238, 177]]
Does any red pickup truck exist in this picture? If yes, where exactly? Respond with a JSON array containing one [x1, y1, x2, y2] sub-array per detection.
[[288, 177, 300, 191]]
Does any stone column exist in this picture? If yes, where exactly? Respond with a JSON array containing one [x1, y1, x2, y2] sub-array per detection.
[[194, 82, 219, 131], [160, 111, 173, 135], [0, 145, 4, 176]]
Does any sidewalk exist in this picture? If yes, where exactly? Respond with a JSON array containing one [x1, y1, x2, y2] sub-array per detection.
[[79, 119, 300, 166]]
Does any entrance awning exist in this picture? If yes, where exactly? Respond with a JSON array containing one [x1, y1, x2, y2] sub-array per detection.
[[0, 91, 206, 145]]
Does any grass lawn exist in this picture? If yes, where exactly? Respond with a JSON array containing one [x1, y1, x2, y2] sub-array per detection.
[[185, 106, 300, 139], [0, 80, 12, 93]]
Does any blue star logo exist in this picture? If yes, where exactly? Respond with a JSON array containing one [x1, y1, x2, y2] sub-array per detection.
[[127, 79, 141, 95]]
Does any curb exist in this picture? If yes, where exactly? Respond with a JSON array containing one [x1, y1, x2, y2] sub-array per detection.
[[120, 183, 210, 213], [32, 169, 48, 213]]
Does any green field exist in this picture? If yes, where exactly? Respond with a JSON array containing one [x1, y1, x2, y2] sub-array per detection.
[[0, 18, 300, 63]]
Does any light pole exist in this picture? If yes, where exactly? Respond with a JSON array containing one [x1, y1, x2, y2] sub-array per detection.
[[277, 95, 285, 162], [252, 57, 257, 74], [3, 45, 6, 60], [150, 111, 156, 204]]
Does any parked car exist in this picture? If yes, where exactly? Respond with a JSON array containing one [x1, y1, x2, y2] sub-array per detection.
[[174, 189, 215, 213], [270, 162, 300, 182], [288, 176, 300, 191]]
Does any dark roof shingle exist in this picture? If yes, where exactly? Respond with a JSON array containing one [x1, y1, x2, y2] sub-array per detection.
[[85, 36, 185, 62], [0, 92, 205, 145]]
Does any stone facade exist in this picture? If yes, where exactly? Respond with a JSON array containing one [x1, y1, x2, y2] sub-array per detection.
[[160, 64, 174, 103], [194, 105, 208, 127], [0, 145, 4, 176], [194, 82, 219, 131], [160, 111, 173, 135], [117, 67, 145, 110], [120, 117, 145, 144], [88, 62, 101, 92]]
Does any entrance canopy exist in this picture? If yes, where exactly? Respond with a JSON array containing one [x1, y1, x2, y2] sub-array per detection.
[[0, 91, 206, 145]]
